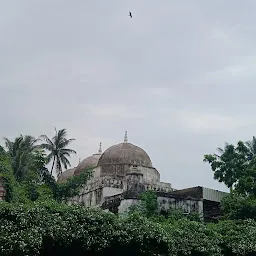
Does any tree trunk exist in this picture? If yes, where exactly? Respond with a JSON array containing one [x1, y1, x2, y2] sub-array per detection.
[[57, 158, 62, 177], [51, 156, 56, 175]]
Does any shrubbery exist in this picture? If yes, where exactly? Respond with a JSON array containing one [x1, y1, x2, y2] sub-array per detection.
[[0, 201, 256, 256], [221, 194, 256, 220]]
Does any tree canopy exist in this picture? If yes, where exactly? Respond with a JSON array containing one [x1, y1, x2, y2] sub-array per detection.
[[0, 129, 90, 204], [203, 139, 256, 195], [4, 135, 40, 181], [204, 136, 256, 220]]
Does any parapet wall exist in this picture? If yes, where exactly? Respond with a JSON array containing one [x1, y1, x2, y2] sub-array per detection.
[[102, 191, 203, 217]]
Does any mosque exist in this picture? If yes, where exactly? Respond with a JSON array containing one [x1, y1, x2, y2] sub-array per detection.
[[58, 132, 228, 221]]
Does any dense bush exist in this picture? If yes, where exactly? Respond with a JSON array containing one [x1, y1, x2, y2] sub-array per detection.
[[0, 201, 256, 256], [221, 194, 256, 220]]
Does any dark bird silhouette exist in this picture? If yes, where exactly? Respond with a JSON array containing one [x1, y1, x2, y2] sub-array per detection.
[[129, 11, 132, 18]]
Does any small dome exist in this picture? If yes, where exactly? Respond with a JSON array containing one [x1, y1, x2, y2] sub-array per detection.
[[74, 153, 101, 176], [58, 167, 75, 183], [98, 142, 153, 167]]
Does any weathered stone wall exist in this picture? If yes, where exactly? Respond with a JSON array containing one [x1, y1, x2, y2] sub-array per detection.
[[158, 196, 203, 217], [136, 166, 160, 183], [118, 199, 138, 213], [103, 186, 123, 199], [144, 182, 173, 193], [73, 176, 124, 207], [102, 192, 203, 217], [73, 164, 167, 208]]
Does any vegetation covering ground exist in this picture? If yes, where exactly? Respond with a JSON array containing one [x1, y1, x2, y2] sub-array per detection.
[[1, 129, 256, 255]]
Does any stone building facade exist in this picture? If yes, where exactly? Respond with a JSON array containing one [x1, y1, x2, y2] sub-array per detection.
[[59, 132, 228, 220]]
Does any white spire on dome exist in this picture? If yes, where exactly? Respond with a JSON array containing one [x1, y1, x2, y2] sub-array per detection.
[[98, 142, 102, 153], [124, 131, 128, 143]]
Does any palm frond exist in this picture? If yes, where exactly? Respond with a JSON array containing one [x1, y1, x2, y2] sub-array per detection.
[[245, 136, 256, 156], [3, 137, 13, 152], [58, 128, 67, 138], [61, 148, 76, 154], [217, 147, 224, 154], [60, 154, 71, 170], [40, 143, 54, 151], [59, 138, 76, 149], [39, 135, 54, 147], [45, 152, 54, 164]]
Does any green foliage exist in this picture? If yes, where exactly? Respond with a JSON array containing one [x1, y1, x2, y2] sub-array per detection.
[[0, 141, 92, 204], [204, 138, 256, 196], [10, 168, 92, 204], [129, 190, 159, 217], [186, 210, 202, 222], [210, 219, 256, 255], [204, 137, 256, 221], [0, 146, 17, 202], [4, 135, 40, 181], [204, 141, 250, 191], [245, 136, 256, 157], [165, 209, 201, 222], [234, 157, 256, 196], [165, 208, 185, 222], [0, 131, 92, 204], [0, 201, 256, 255], [221, 194, 256, 220], [139, 190, 159, 217], [54, 168, 93, 202]]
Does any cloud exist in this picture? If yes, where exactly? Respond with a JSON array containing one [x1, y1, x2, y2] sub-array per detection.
[[174, 110, 254, 134], [86, 104, 146, 119], [2, 1, 256, 191]]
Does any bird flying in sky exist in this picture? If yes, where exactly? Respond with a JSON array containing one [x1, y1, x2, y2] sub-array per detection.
[[129, 11, 132, 18]]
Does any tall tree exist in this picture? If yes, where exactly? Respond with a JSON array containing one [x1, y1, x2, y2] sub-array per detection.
[[40, 128, 76, 176], [203, 141, 250, 192], [4, 135, 39, 180]]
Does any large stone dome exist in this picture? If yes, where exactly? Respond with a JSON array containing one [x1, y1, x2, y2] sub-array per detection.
[[98, 142, 153, 167], [74, 153, 101, 176], [58, 167, 76, 183], [74, 143, 103, 176]]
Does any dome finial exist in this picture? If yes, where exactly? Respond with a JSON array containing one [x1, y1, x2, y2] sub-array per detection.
[[124, 131, 128, 143], [98, 142, 102, 153]]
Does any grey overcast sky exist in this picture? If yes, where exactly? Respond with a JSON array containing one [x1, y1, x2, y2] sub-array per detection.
[[1, 1, 256, 191]]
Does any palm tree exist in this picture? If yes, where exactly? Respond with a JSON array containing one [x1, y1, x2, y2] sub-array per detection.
[[40, 128, 76, 176], [245, 136, 256, 158], [4, 135, 39, 180], [215, 142, 230, 157]]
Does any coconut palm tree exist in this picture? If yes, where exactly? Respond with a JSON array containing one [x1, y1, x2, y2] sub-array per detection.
[[40, 128, 76, 176], [245, 136, 256, 159], [4, 135, 39, 180]]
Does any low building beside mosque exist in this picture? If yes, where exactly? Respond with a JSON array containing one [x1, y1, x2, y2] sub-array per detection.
[[58, 132, 228, 220]]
